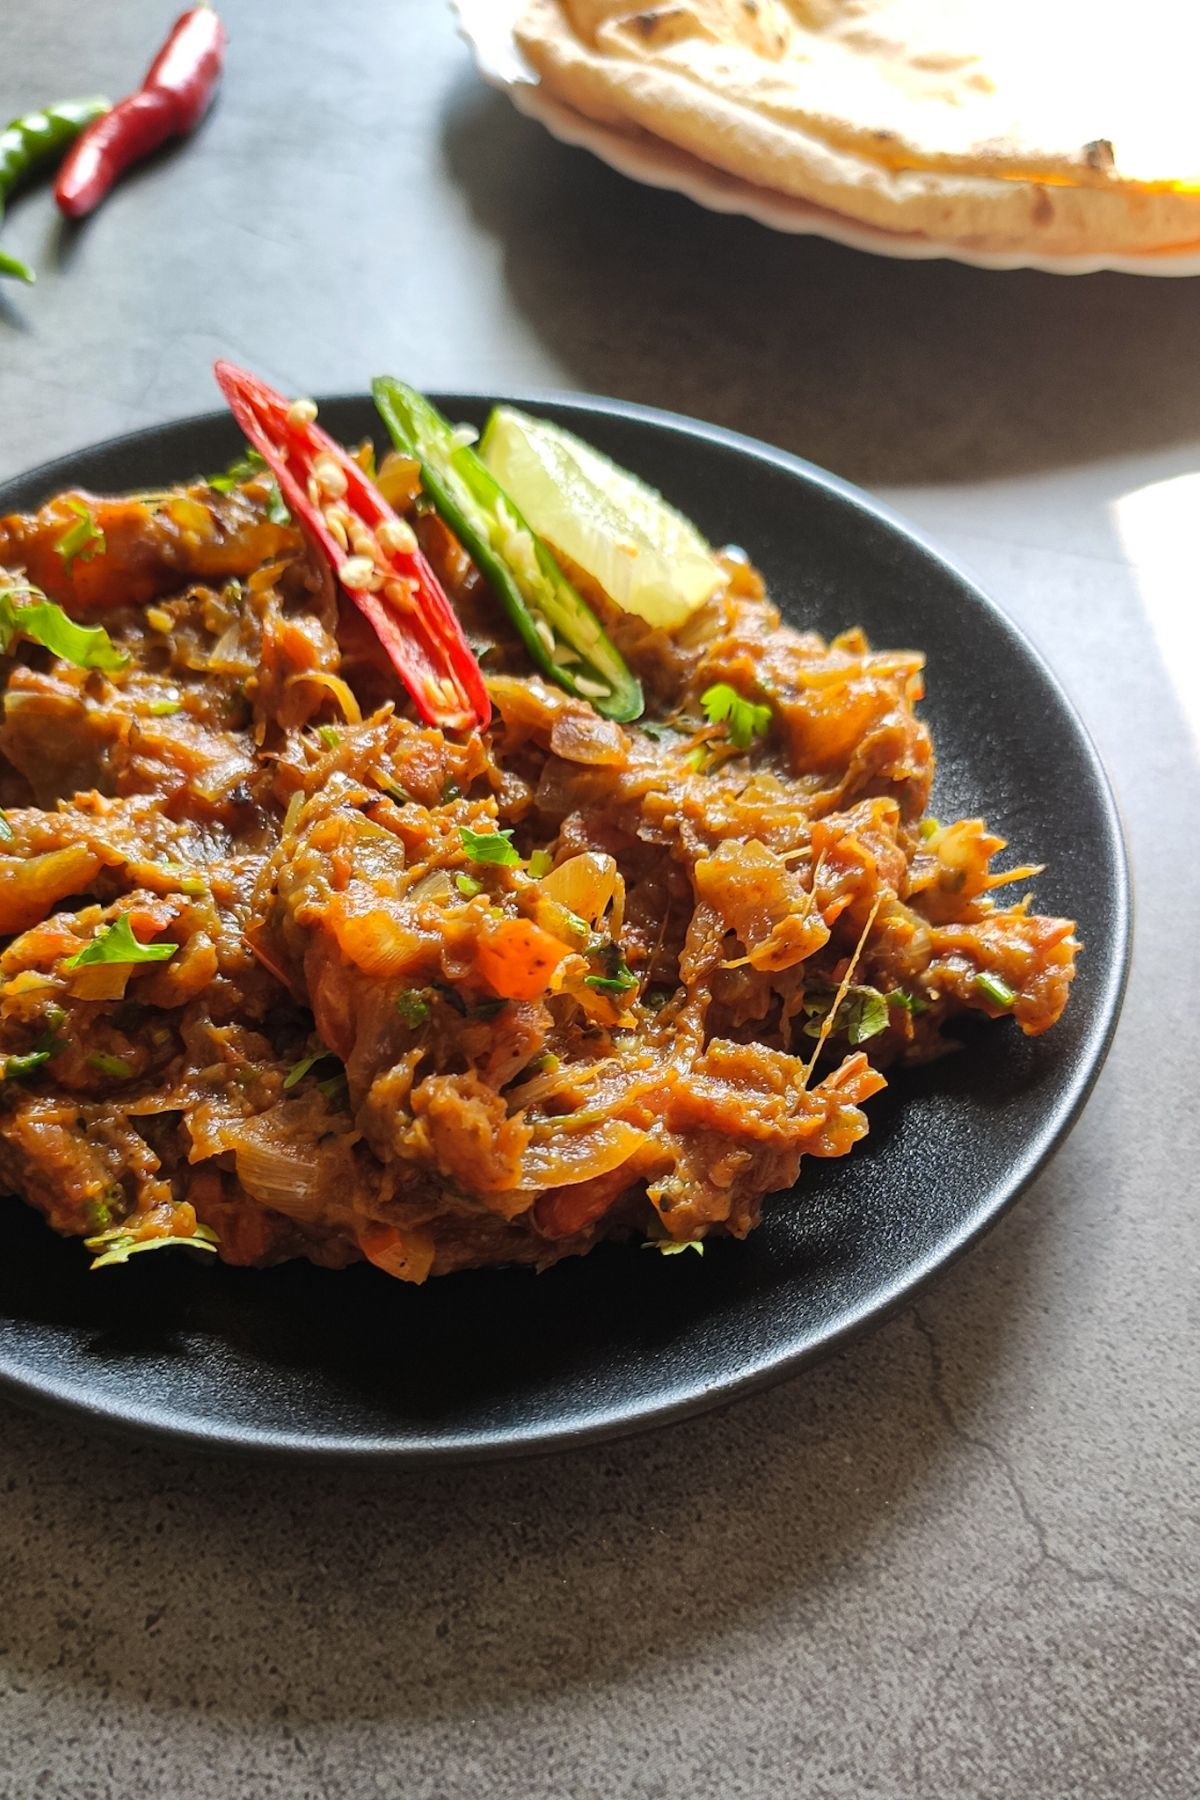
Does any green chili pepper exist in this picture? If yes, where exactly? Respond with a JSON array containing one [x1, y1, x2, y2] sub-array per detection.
[[372, 378, 643, 723], [0, 98, 110, 283]]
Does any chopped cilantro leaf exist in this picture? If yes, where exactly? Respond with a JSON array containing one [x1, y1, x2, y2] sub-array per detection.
[[0, 586, 127, 671], [207, 447, 289, 523], [4, 1006, 66, 1082], [85, 1223, 219, 1271], [56, 500, 106, 570], [700, 682, 771, 750], [584, 941, 638, 996], [637, 717, 693, 742], [460, 824, 521, 867], [394, 990, 431, 1028], [264, 483, 290, 525], [802, 984, 890, 1046], [316, 1071, 349, 1106], [886, 989, 928, 1016], [283, 1049, 336, 1090], [208, 448, 266, 492], [66, 914, 178, 969]]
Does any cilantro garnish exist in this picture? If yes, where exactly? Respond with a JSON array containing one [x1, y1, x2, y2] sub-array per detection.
[[56, 499, 107, 570], [283, 1049, 337, 1090], [637, 718, 693, 742], [84, 1224, 219, 1271], [3, 1005, 66, 1081], [0, 585, 127, 671], [584, 941, 638, 996], [208, 447, 289, 523], [264, 484, 290, 525], [886, 989, 928, 1017], [700, 682, 771, 750], [801, 984, 890, 1046], [65, 914, 178, 969], [460, 824, 521, 867], [395, 990, 431, 1028], [316, 1070, 349, 1106]]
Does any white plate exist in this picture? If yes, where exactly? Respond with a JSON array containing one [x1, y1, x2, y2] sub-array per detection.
[[450, 0, 1200, 278]]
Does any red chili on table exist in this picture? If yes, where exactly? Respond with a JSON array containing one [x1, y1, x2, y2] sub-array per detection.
[[213, 361, 492, 735], [55, 6, 227, 220]]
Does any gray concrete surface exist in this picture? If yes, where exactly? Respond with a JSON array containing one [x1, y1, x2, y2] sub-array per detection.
[[1, 3, 1197, 1796]]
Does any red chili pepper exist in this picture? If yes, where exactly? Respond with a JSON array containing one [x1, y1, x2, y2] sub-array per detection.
[[55, 7, 226, 220], [213, 360, 491, 734]]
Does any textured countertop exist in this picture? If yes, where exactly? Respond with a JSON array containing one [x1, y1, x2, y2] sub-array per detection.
[[1, 4, 1197, 1796]]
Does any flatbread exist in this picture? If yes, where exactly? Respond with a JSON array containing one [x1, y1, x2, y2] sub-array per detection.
[[515, 1, 1200, 253]]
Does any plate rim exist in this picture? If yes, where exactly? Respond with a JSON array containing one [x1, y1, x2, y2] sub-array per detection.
[[0, 389, 1132, 1462], [447, 0, 1200, 278]]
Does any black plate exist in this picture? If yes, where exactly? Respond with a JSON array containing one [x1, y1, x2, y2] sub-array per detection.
[[0, 394, 1129, 1461]]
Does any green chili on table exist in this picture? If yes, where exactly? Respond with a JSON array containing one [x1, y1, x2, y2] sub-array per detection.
[[372, 378, 644, 723], [0, 98, 109, 282]]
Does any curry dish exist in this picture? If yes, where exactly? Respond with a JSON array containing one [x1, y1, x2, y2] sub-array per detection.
[[0, 390, 1078, 1281]]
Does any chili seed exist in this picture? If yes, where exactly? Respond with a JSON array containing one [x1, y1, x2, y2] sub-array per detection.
[[313, 456, 348, 499], [338, 556, 375, 589], [383, 578, 415, 612], [377, 517, 417, 556], [287, 397, 318, 427]]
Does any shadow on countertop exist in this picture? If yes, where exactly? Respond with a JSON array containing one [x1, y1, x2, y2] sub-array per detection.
[[439, 81, 1200, 492], [0, 1156, 1056, 1733]]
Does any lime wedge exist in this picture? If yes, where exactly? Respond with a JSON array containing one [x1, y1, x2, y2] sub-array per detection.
[[480, 407, 724, 631]]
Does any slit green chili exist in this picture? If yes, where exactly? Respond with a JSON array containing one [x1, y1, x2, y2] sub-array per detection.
[[372, 379, 643, 723], [0, 98, 110, 283]]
